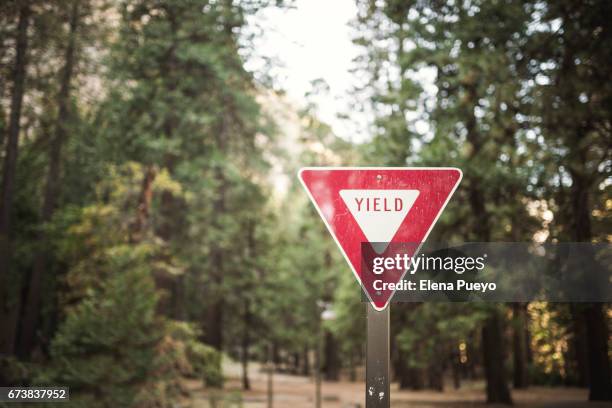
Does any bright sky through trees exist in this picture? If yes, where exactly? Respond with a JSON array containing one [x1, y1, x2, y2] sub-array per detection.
[[246, 0, 366, 141], [245, 0, 438, 144]]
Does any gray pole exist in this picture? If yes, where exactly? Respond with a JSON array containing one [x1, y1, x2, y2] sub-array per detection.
[[366, 303, 390, 408]]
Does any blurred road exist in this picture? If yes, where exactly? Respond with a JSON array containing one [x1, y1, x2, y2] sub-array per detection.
[[183, 361, 608, 408]]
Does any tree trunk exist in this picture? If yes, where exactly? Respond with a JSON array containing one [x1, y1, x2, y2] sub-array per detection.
[[569, 166, 611, 400], [464, 86, 512, 402], [469, 169, 512, 402], [393, 346, 424, 390], [204, 102, 229, 352], [301, 345, 310, 376], [204, 299, 223, 351], [465, 334, 479, 380], [133, 167, 156, 241], [128, 167, 156, 243], [426, 341, 445, 391], [348, 350, 357, 382], [17, 1, 80, 355], [512, 303, 529, 389], [0, 3, 30, 357], [392, 350, 409, 390], [584, 303, 611, 400], [525, 318, 533, 365], [291, 352, 300, 375], [272, 341, 280, 366], [406, 368, 425, 390], [241, 301, 251, 390], [173, 274, 186, 320], [450, 346, 461, 389], [568, 305, 589, 386], [427, 361, 444, 391], [204, 179, 225, 351], [482, 310, 512, 404], [323, 330, 340, 381]]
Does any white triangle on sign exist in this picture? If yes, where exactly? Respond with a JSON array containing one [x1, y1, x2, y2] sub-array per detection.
[[339, 189, 419, 252]]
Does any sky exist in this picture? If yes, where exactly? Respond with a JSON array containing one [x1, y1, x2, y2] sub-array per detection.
[[245, 0, 368, 142]]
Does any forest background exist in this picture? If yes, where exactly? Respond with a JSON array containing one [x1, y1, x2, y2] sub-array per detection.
[[0, 0, 610, 406]]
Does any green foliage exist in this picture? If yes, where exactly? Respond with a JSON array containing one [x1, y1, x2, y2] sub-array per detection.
[[351, 0, 610, 389], [27, 163, 222, 406], [40, 260, 165, 407], [0, 356, 32, 387], [30, 165, 168, 407], [3, 0, 609, 398], [396, 303, 486, 369], [328, 272, 365, 358], [168, 322, 223, 387]]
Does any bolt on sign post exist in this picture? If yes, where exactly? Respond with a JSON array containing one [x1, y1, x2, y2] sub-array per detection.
[[299, 167, 462, 408]]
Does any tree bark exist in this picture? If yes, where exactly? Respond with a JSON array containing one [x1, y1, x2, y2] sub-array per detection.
[[465, 334, 479, 380], [272, 341, 280, 366], [291, 352, 300, 375], [569, 305, 589, 386], [583, 303, 612, 400], [464, 80, 512, 403], [348, 349, 357, 382], [133, 167, 156, 240], [204, 99, 230, 352], [203, 181, 225, 350], [450, 349, 461, 389], [425, 341, 445, 391], [323, 330, 340, 381], [204, 298, 223, 351], [0, 2, 30, 357], [301, 345, 310, 376], [241, 301, 251, 390], [406, 367, 425, 390], [512, 303, 529, 389], [525, 319, 533, 365], [569, 164, 611, 400], [427, 359, 444, 391], [482, 310, 512, 404], [392, 345, 424, 390]]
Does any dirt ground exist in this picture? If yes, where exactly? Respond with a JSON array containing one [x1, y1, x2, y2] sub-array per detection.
[[183, 361, 610, 408]]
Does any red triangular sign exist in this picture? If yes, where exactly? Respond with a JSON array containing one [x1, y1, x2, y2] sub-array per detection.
[[299, 167, 462, 310]]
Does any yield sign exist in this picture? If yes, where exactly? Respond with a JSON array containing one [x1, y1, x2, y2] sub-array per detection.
[[298, 167, 462, 310]]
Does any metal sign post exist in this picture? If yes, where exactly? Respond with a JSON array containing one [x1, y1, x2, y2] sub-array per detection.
[[366, 303, 390, 408], [299, 167, 462, 408]]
